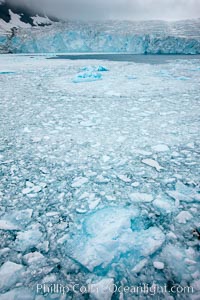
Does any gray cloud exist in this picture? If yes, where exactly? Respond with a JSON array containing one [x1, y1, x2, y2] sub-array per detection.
[[5, 0, 200, 20]]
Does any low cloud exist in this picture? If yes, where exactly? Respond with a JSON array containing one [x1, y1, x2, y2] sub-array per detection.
[[5, 0, 200, 20]]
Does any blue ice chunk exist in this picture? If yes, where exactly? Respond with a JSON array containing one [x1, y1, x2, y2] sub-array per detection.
[[15, 227, 43, 252], [96, 65, 109, 71], [73, 72, 102, 83], [0, 72, 16, 75], [80, 65, 109, 72], [63, 207, 165, 272]]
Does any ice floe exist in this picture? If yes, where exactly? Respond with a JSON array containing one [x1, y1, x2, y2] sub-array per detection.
[[88, 278, 114, 300], [0, 261, 24, 292], [142, 158, 164, 172], [175, 211, 193, 224], [129, 193, 154, 203], [64, 207, 165, 272]]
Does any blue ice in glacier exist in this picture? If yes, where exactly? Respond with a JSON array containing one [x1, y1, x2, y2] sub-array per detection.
[[64, 207, 165, 272], [2, 19, 199, 54]]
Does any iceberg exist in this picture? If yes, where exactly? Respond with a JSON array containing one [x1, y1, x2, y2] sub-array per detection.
[[80, 65, 109, 72]]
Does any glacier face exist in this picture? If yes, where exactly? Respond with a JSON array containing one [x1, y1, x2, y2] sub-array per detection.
[[1, 19, 200, 54]]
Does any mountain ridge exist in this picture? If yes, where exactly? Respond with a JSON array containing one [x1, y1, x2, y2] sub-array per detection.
[[0, 1, 58, 32]]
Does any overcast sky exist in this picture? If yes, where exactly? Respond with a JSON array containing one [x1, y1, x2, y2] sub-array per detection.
[[5, 0, 200, 20]]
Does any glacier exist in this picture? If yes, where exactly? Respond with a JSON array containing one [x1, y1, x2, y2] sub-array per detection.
[[0, 53, 200, 299], [0, 19, 200, 54]]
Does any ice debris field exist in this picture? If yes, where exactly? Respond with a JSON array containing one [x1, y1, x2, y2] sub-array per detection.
[[0, 54, 200, 299]]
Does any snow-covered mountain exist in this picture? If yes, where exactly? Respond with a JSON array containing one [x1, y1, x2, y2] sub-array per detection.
[[0, 0, 57, 32]]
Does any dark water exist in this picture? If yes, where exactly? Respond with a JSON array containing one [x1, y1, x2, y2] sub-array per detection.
[[48, 54, 200, 64]]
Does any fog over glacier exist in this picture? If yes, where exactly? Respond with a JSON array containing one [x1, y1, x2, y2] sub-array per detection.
[[5, 0, 200, 20]]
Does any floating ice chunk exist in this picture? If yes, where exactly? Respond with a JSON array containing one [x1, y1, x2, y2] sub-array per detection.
[[22, 182, 45, 194], [0, 220, 20, 231], [0, 209, 33, 231], [175, 211, 193, 224], [0, 287, 35, 300], [32, 186, 42, 193], [142, 159, 164, 172], [95, 175, 110, 183], [161, 245, 198, 281], [80, 65, 108, 72], [0, 248, 10, 256], [166, 181, 200, 204], [23, 252, 46, 266], [76, 208, 88, 214], [129, 193, 154, 203], [132, 227, 165, 257], [102, 155, 110, 162], [166, 232, 177, 240], [106, 195, 116, 201], [15, 228, 43, 252], [22, 187, 32, 195], [153, 261, 164, 270], [71, 177, 88, 188], [96, 65, 109, 72], [153, 196, 175, 213], [89, 198, 101, 210], [42, 274, 57, 284], [118, 175, 132, 183], [88, 278, 114, 300], [132, 182, 140, 187], [46, 211, 59, 217], [132, 259, 148, 273], [79, 192, 91, 200], [73, 72, 102, 83], [152, 144, 169, 152], [26, 181, 34, 188], [65, 207, 165, 272], [0, 261, 24, 292]]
